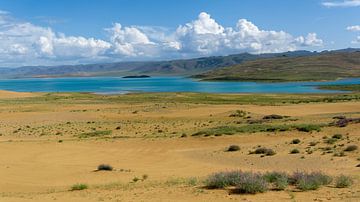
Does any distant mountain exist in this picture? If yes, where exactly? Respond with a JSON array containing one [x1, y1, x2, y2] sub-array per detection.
[[0, 50, 318, 78], [194, 50, 360, 82]]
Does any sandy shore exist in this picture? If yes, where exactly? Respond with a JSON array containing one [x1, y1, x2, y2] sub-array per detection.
[[0, 91, 359, 201]]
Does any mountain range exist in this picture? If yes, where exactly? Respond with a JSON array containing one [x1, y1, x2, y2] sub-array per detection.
[[0, 48, 359, 81]]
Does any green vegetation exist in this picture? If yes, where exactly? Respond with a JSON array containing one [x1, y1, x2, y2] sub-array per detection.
[[70, 183, 88, 191], [291, 171, 332, 191], [205, 171, 346, 194], [317, 84, 360, 92], [344, 145, 358, 152], [291, 139, 301, 144], [226, 145, 241, 152], [192, 123, 324, 136], [263, 172, 289, 190], [77, 130, 112, 138], [335, 175, 353, 188], [290, 148, 300, 154], [1, 92, 359, 106], [251, 147, 276, 156], [195, 52, 360, 82]]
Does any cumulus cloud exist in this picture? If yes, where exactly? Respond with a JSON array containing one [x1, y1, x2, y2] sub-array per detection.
[[351, 36, 360, 44], [322, 0, 360, 7], [173, 12, 323, 56], [0, 11, 111, 66], [0, 11, 323, 67], [347, 25, 360, 32]]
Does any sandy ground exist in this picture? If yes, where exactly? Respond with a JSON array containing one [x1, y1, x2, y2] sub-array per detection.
[[0, 91, 359, 202]]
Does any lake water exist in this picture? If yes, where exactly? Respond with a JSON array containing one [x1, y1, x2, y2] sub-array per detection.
[[0, 77, 359, 94]]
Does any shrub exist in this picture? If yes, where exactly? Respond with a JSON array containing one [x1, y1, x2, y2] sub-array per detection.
[[263, 114, 284, 120], [290, 171, 332, 191], [296, 124, 321, 132], [227, 145, 240, 152], [252, 148, 276, 156], [309, 141, 317, 146], [344, 145, 358, 152], [335, 175, 353, 188], [205, 170, 243, 188], [290, 149, 300, 154], [78, 130, 112, 138], [70, 183, 88, 191], [229, 110, 248, 118], [332, 134, 343, 139], [233, 172, 268, 194], [291, 139, 301, 144], [97, 164, 113, 171], [325, 138, 337, 144], [263, 172, 289, 190]]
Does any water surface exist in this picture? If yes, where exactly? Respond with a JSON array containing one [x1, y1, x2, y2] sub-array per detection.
[[0, 77, 359, 94]]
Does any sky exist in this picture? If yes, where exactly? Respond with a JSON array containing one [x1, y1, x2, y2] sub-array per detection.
[[0, 0, 359, 67]]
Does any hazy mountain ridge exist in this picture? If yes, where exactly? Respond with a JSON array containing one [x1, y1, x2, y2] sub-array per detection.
[[0, 48, 359, 79], [0, 50, 318, 78]]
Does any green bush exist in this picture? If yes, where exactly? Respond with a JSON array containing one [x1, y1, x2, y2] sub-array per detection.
[[263, 172, 289, 190], [291, 171, 332, 191], [325, 138, 337, 144], [70, 183, 88, 191], [295, 124, 321, 132], [291, 139, 301, 144], [234, 173, 268, 194], [335, 175, 353, 188], [290, 149, 300, 154], [332, 134, 343, 139], [227, 145, 240, 152], [252, 147, 276, 156], [344, 145, 358, 152]]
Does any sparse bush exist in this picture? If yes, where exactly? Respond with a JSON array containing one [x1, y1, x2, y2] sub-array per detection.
[[290, 171, 332, 191], [227, 145, 240, 152], [97, 164, 113, 171], [290, 149, 300, 154], [205, 170, 243, 188], [132, 177, 140, 182], [296, 124, 321, 132], [263, 114, 284, 120], [229, 110, 248, 118], [335, 175, 353, 188], [325, 138, 337, 144], [252, 147, 276, 156], [263, 172, 289, 190], [344, 145, 358, 152], [309, 141, 317, 146], [291, 139, 301, 144], [70, 183, 88, 191], [332, 134, 343, 139], [233, 172, 268, 194]]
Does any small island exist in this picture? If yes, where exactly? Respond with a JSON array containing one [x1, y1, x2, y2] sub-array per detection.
[[122, 75, 151, 79]]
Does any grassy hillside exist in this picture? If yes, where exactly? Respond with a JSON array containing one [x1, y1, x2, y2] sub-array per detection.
[[317, 84, 360, 92], [194, 52, 360, 82]]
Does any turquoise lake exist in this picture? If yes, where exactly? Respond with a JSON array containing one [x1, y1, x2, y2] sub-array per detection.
[[0, 77, 359, 94]]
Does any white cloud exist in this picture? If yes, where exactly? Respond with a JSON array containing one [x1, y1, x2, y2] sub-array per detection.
[[351, 36, 360, 44], [0, 11, 324, 67], [173, 13, 323, 56], [322, 0, 360, 7], [347, 25, 360, 32]]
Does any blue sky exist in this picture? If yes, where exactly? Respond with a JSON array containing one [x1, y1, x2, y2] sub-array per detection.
[[0, 0, 359, 67]]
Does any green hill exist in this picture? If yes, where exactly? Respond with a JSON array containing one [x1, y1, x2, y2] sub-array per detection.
[[194, 52, 360, 82]]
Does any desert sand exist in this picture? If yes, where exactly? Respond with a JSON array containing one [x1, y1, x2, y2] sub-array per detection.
[[0, 91, 359, 201]]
